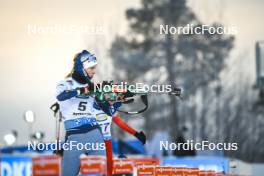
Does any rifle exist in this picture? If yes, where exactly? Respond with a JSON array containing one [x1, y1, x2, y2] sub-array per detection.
[[88, 81, 182, 115]]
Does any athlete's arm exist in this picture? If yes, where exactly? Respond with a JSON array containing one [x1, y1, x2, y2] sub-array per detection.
[[57, 90, 78, 101], [56, 81, 90, 101]]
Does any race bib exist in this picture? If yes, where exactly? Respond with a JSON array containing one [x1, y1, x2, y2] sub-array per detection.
[[96, 113, 112, 140]]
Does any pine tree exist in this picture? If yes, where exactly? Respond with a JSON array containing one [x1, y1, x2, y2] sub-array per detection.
[[110, 0, 234, 138]]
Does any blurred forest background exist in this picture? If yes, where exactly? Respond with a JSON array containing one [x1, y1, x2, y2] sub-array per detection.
[[107, 0, 264, 162]]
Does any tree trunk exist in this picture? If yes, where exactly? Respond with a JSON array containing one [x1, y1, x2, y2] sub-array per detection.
[[165, 32, 180, 138]]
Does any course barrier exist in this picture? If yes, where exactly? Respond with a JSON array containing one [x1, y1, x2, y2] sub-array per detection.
[[25, 155, 228, 176]]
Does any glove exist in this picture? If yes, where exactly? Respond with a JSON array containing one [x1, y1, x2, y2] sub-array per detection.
[[77, 86, 91, 95], [77, 81, 96, 95], [134, 131, 146, 145]]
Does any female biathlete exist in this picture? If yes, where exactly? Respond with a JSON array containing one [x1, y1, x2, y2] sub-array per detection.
[[55, 50, 121, 176]]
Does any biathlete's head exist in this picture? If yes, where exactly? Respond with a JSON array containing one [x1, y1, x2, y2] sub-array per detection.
[[70, 50, 97, 83]]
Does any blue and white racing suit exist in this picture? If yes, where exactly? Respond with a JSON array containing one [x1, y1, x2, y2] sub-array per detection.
[[56, 77, 105, 176]]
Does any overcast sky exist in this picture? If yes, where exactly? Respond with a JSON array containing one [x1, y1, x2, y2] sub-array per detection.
[[0, 0, 263, 145]]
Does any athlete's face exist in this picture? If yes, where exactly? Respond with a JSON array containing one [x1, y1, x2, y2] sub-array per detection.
[[85, 65, 97, 79]]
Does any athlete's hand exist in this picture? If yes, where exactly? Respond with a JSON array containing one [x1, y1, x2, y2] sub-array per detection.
[[117, 94, 126, 102], [78, 86, 90, 95], [135, 131, 146, 145]]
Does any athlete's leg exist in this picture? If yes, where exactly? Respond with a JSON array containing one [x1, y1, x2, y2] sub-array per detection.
[[62, 127, 106, 176], [61, 134, 84, 176], [84, 128, 106, 156]]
